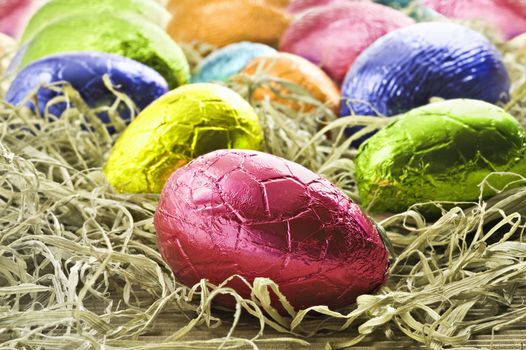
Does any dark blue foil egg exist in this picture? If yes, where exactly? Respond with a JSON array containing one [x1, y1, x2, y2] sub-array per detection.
[[340, 22, 510, 122], [6, 52, 169, 127]]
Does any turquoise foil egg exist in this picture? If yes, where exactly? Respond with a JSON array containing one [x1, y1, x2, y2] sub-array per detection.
[[192, 42, 276, 83]]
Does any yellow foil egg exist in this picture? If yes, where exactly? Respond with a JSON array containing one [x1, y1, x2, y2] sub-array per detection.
[[104, 83, 264, 193]]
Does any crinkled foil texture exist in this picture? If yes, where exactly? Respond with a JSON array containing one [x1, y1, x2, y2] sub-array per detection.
[[355, 99, 526, 213], [340, 22, 510, 118], [5, 52, 168, 123], [241, 52, 340, 113], [154, 149, 389, 311], [17, 12, 189, 89], [104, 84, 263, 194], [280, 2, 414, 83]]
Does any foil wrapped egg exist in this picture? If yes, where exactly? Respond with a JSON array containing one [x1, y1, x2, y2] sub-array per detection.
[[15, 12, 189, 89], [19, 0, 171, 44], [5, 52, 168, 126], [355, 99, 526, 213], [240, 52, 340, 113], [167, 0, 291, 48], [0, 0, 39, 38], [155, 149, 389, 311], [287, 0, 366, 15], [104, 83, 264, 193], [424, 0, 526, 40], [192, 42, 276, 83], [280, 2, 414, 83], [340, 22, 510, 120]]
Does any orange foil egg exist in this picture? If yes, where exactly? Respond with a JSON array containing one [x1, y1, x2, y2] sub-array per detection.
[[167, 0, 291, 48], [240, 52, 340, 113]]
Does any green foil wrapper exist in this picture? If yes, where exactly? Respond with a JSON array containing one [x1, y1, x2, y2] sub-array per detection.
[[18, 12, 189, 89], [355, 99, 526, 213], [104, 83, 264, 194], [19, 0, 170, 44]]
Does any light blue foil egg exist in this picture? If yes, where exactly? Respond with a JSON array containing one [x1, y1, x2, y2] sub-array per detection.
[[192, 42, 276, 83]]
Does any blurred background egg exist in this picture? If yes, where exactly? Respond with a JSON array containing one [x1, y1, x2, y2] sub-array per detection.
[[5, 52, 168, 128], [155, 149, 389, 311], [340, 22, 510, 125], [0, 0, 40, 38], [192, 42, 276, 83], [14, 12, 190, 89], [280, 2, 414, 83], [104, 83, 264, 193], [424, 0, 526, 40], [287, 0, 364, 15], [19, 0, 171, 44], [240, 52, 340, 113], [0, 33, 16, 95], [167, 0, 291, 48]]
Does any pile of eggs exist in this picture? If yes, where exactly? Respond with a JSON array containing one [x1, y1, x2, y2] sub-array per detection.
[[3, 0, 526, 312]]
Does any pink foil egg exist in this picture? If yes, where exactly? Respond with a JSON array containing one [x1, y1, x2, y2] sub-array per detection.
[[154, 149, 389, 311], [424, 0, 526, 40], [280, 2, 414, 83], [0, 0, 39, 38]]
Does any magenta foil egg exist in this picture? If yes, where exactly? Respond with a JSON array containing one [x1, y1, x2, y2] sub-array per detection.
[[287, 0, 362, 15], [154, 150, 389, 311], [280, 2, 414, 83], [424, 0, 526, 40], [0, 0, 39, 38]]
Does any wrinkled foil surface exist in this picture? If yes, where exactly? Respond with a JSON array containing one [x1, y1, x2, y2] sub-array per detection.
[[17, 12, 189, 89], [340, 22, 510, 119], [104, 83, 263, 194], [6, 52, 168, 124], [280, 2, 414, 83], [155, 149, 389, 311], [241, 52, 340, 113], [193, 42, 276, 83], [355, 99, 526, 213]]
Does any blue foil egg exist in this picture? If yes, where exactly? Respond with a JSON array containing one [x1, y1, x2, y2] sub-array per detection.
[[6, 52, 169, 127], [192, 42, 276, 83], [340, 22, 510, 122]]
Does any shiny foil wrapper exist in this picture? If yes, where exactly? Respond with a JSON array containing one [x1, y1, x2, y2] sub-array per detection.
[[104, 83, 264, 194], [20, 0, 170, 44], [424, 0, 526, 40], [241, 52, 340, 113], [355, 99, 526, 213], [16, 12, 189, 89], [167, 0, 291, 48], [5, 52, 168, 126], [154, 149, 389, 311], [280, 2, 414, 83], [340, 22, 510, 119], [192, 42, 276, 83]]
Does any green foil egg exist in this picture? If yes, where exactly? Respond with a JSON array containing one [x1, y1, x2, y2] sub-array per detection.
[[355, 99, 526, 213], [19, 0, 171, 44], [17, 12, 189, 88], [104, 83, 264, 194]]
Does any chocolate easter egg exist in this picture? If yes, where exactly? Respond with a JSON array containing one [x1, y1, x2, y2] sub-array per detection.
[[340, 22, 510, 120], [104, 83, 263, 193], [155, 149, 389, 311], [424, 0, 526, 40], [287, 0, 357, 14], [241, 52, 340, 112], [5, 52, 168, 126], [167, 0, 291, 48], [192, 42, 276, 83], [280, 2, 414, 83], [20, 0, 171, 44], [355, 99, 526, 213], [16, 12, 189, 89], [0, 0, 38, 38]]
